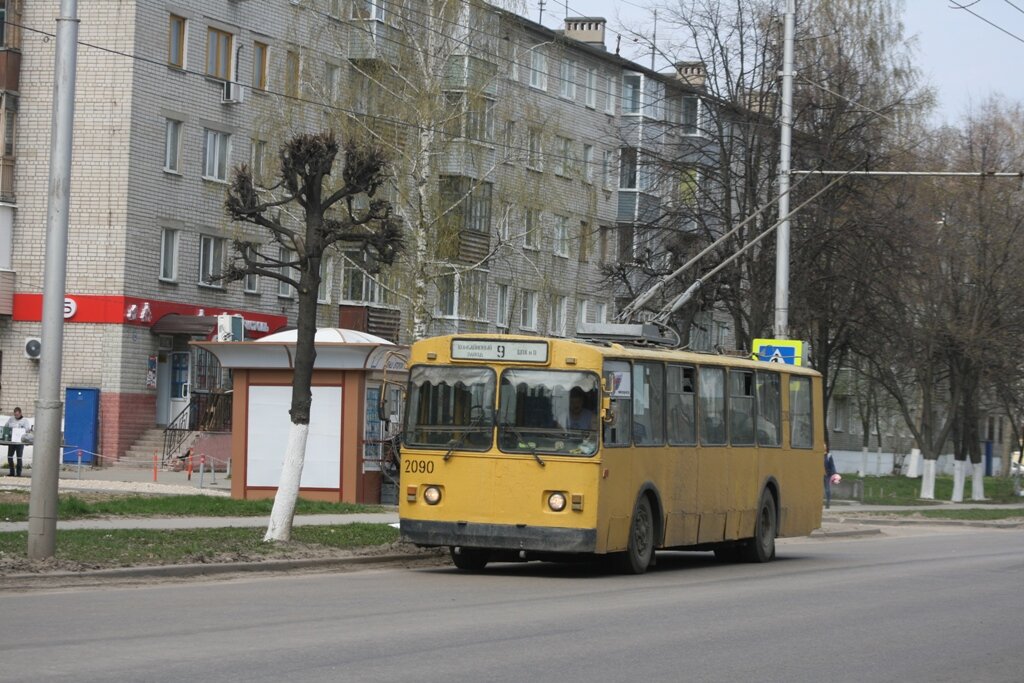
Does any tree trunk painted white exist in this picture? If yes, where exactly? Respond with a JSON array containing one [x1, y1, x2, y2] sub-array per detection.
[[970, 461, 986, 501], [951, 460, 965, 502], [905, 448, 921, 478], [920, 459, 936, 499], [859, 446, 868, 477], [264, 422, 310, 542]]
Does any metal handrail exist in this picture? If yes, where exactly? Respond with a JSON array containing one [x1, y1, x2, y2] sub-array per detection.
[[161, 391, 233, 465]]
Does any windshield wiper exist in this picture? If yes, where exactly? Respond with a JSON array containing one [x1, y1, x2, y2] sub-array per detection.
[[443, 411, 489, 461], [500, 423, 545, 467]]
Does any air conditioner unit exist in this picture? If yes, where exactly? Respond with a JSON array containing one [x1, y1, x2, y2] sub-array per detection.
[[24, 337, 41, 360], [222, 80, 245, 104]]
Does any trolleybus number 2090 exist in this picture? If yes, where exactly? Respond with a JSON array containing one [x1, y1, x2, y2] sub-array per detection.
[[404, 459, 435, 474]]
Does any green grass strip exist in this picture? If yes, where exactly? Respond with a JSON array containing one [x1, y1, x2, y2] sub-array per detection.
[[871, 508, 1024, 521], [0, 524, 400, 567]]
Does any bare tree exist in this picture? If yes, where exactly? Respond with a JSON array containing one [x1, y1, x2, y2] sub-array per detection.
[[224, 133, 402, 541]]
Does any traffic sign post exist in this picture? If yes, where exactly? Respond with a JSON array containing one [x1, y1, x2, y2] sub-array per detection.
[[752, 339, 806, 366]]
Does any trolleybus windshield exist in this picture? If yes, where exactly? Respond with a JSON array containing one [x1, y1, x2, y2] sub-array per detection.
[[404, 366, 495, 449], [497, 369, 600, 456]]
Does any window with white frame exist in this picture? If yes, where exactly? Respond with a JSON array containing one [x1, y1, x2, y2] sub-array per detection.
[[524, 208, 540, 249], [529, 48, 547, 90], [202, 129, 230, 181], [496, 283, 510, 328], [553, 214, 569, 257], [241, 244, 259, 293], [603, 149, 614, 189], [520, 289, 537, 330], [444, 91, 496, 142], [502, 120, 515, 162], [277, 247, 296, 298], [318, 258, 333, 303], [198, 234, 225, 286], [439, 176, 492, 234], [576, 299, 588, 331], [352, 0, 387, 21], [160, 228, 179, 281], [554, 136, 571, 176], [206, 26, 233, 80], [285, 49, 300, 98], [550, 294, 567, 336], [585, 68, 597, 108], [619, 147, 637, 189], [168, 15, 187, 69], [341, 250, 389, 304], [559, 59, 575, 100], [595, 301, 607, 323], [250, 138, 266, 185], [437, 270, 488, 319], [622, 73, 642, 114], [497, 201, 512, 241], [325, 62, 340, 102], [164, 119, 182, 173], [582, 144, 594, 183], [253, 41, 268, 91], [527, 128, 543, 171], [605, 75, 617, 114], [682, 95, 700, 135]]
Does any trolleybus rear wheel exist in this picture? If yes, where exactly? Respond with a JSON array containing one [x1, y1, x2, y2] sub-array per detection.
[[616, 495, 655, 574], [450, 546, 489, 571]]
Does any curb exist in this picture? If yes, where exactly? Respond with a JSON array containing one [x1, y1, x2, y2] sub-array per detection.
[[824, 516, 1024, 529], [4, 552, 444, 590]]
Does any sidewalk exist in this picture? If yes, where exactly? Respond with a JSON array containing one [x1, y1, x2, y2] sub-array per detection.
[[0, 463, 232, 496]]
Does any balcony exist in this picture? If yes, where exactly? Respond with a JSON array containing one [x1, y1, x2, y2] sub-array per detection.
[[0, 156, 12, 203], [0, 49, 19, 91]]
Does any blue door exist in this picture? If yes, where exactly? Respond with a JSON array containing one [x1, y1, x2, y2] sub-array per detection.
[[63, 387, 100, 463]]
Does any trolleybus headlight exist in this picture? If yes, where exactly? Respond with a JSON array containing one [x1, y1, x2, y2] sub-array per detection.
[[548, 492, 567, 512], [423, 486, 442, 505]]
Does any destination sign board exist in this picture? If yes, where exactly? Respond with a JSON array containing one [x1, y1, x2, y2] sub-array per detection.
[[451, 339, 549, 363]]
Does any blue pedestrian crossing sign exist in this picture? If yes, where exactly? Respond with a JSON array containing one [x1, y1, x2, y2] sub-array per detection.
[[752, 339, 806, 366]]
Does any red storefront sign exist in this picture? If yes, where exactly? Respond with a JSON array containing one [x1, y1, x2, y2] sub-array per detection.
[[13, 294, 287, 339]]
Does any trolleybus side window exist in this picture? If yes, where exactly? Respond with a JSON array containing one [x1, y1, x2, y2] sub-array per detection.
[[633, 362, 664, 445], [699, 366, 727, 445], [756, 370, 781, 446], [666, 364, 696, 445], [603, 360, 632, 446], [790, 375, 814, 448], [404, 366, 495, 449], [729, 370, 756, 446]]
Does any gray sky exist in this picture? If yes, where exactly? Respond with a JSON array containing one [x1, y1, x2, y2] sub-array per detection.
[[528, 0, 1024, 125]]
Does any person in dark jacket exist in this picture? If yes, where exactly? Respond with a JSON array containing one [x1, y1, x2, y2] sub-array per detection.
[[824, 449, 838, 508]]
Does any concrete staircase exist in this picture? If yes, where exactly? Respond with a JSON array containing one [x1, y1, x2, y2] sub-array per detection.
[[119, 428, 195, 468]]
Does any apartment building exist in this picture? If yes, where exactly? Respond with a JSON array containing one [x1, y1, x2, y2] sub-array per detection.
[[1, 1, 709, 461]]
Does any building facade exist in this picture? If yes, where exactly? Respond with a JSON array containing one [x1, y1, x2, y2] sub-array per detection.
[[2, 1, 711, 462]]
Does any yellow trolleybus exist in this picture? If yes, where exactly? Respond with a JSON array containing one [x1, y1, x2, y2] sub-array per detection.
[[399, 334, 824, 573]]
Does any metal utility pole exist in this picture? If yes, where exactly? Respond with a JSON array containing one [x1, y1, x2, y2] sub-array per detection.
[[28, 0, 79, 559], [773, 0, 795, 338]]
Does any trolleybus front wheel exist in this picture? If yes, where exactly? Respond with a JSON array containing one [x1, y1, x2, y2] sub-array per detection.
[[450, 546, 489, 571], [615, 495, 655, 574]]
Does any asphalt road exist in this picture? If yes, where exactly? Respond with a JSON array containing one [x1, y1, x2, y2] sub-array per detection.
[[1, 525, 1020, 683]]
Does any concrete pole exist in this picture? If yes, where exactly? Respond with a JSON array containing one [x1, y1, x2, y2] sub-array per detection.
[[773, 0, 795, 338], [28, 0, 79, 560]]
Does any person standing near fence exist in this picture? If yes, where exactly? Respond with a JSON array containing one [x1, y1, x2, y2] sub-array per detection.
[[5, 407, 30, 477], [824, 448, 838, 509]]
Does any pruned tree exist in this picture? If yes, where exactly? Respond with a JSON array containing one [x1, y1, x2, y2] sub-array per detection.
[[224, 132, 403, 541]]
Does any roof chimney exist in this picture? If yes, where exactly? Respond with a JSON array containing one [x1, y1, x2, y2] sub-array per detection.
[[564, 17, 607, 50], [674, 61, 707, 88]]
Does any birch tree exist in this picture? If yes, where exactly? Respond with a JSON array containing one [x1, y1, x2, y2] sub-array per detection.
[[224, 133, 402, 542]]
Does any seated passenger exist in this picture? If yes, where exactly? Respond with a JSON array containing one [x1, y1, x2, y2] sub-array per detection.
[[567, 387, 596, 430]]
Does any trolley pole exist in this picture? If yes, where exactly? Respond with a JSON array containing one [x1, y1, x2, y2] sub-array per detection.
[[28, 0, 80, 560], [773, 0, 795, 339]]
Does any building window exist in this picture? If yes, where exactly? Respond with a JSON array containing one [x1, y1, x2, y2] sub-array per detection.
[[682, 95, 700, 135], [318, 259, 333, 303], [250, 139, 267, 185], [527, 129, 543, 171], [160, 228, 179, 281], [559, 60, 575, 100], [202, 129, 231, 181], [578, 221, 590, 263], [502, 120, 515, 162], [622, 73, 642, 114], [252, 41, 268, 91], [168, 15, 187, 69], [242, 245, 259, 293], [529, 49, 547, 90], [582, 144, 594, 183], [553, 214, 569, 257], [598, 225, 610, 263], [278, 247, 295, 298], [520, 290, 537, 330], [206, 27, 233, 80], [595, 302, 607, 323], [603, 150, 614, 189], [352, 0, 387, 21], [605, 75, 617, 114], [164, 119, 182, 173], [325, 62, 340, 102], [585, 68, 597, 108], [199, 235, 225, 286], [437, 270, 488, 320], [496, 283, 510, 328], [444, 91, 495, 142], [439, 176, 493, 234], [550, 294, 567, 336], [620, 147, 637, 189], [341, 250, 389, 304], [576, 299, 588, 331], [524, 208, 540, 250], [285, 50, 300, 98], [553, 136, 571, 177]]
